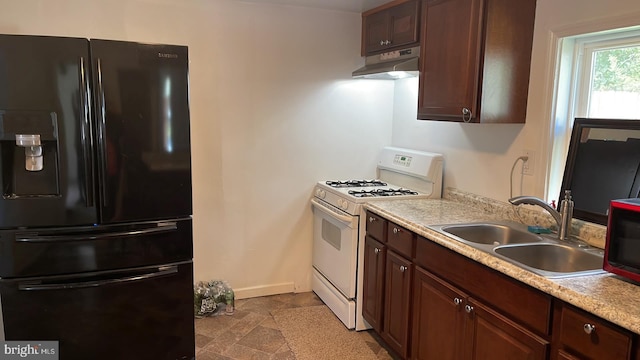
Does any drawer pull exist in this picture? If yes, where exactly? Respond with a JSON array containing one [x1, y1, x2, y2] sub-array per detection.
[[465, 304, 474, 314], [583, 323, 596, 335], [453, 298, 462, 306], [393, 227, 399, 234]]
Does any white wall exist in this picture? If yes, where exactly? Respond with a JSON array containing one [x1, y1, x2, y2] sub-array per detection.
[[391, 0, 640, 204], [0, 0, 395, 295]]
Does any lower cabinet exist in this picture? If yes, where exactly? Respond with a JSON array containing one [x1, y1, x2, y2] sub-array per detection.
[[412, 266, 467, 360], [412, 266, 548, 360], [363, 212, 639, 360], [382, 250, 413, 358], [552, 302, 634, 359], [362, 236, 386, 332], [467, 299, 549, 360]]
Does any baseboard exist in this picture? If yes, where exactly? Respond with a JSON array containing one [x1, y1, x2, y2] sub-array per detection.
[[233, 282, 296, 300]]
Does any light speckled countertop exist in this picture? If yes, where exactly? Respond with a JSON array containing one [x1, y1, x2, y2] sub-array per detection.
[[364, 198, 640, 335]]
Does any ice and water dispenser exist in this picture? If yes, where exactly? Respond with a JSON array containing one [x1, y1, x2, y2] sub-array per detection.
[[0, 111, 60, 198]]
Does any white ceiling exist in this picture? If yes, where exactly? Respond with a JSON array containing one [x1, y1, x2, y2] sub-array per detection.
[[237, 0, 391, 13]]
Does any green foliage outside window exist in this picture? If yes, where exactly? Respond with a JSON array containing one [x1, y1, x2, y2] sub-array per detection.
[[592, 46, 640, 92]]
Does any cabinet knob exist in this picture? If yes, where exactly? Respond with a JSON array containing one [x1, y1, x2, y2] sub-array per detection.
[[374, 248, 380, 255], [369, 216, 375, 223], [464, 304, 474, 314], [453, 298, 462, 306], [400, 265, 407, 272], [380, 40, 385, 45], [462, 107, 472, 122], [393, 227, 399, 234], [583, 323, 596, 335], [385, 40, 391, 45]]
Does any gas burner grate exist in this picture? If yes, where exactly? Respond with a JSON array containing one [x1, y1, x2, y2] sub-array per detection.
[[325, 180, 387, 188], [348, 188, 419, 198]]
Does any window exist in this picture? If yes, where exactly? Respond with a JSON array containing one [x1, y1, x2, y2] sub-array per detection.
[[546, 28, 640, 202]]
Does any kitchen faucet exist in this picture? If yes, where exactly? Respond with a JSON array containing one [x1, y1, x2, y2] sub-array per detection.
[[508, 191, 573, 241]]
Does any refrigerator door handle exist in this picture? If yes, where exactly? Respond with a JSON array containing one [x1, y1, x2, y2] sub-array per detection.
[[96, 57, 109, 208], [18, 265, 179, 291], [15, 222, 178, 243], [79, 56, 94, 207]]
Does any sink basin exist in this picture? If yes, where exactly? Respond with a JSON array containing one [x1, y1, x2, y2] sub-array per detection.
[[494, 243, 604, 274], [441, 223, 542, 245], [431, 222, 606, 278]]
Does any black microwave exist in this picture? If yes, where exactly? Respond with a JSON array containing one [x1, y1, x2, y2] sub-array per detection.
[[604, 198, 640, 283]]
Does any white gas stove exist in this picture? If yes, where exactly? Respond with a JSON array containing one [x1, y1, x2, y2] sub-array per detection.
[[311, 147, 444, 330]]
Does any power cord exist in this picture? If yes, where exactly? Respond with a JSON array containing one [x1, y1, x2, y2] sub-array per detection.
[[509, 155, 529, 199]]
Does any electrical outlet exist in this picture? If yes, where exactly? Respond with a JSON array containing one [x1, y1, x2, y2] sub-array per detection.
[[522, 149, 535, 175]]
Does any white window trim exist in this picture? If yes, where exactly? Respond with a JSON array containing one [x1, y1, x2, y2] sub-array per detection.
[[545, 26, 640, 202], [574, 30, 640, 118]]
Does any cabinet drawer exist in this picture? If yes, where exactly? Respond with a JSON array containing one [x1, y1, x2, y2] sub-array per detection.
[[387, 222, 414, 258], [557, 304, 632, 360], [366, 211, 387, 241]]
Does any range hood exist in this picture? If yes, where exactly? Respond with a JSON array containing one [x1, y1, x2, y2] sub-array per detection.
[[352, 46, 419, 80]]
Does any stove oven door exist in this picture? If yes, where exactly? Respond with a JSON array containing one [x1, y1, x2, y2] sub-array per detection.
[[310, 199, 358, 298]]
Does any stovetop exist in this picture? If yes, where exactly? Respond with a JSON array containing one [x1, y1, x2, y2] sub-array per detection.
[[325, 180, 387, 188], [347, 188, 419, 198], [314, 179, 427, 215], [318, 179, 423, 199]]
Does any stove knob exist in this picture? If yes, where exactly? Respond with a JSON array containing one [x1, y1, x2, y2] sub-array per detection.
[[341, 201, 349, 210], [316, 189, 326, 199], [337, 199, 344, 208]]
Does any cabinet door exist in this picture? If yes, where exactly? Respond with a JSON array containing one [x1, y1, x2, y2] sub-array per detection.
[[382, 251, 413, 358], [387, 0, 420, 50], [464, 298, 549, 360], [418, 0, 483, 121], [412, 267, 466, 360], [362, 236, 386, 332], [364, 10, 389, 55]]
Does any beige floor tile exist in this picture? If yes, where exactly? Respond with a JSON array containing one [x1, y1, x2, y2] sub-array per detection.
[[195, 291, 391, 360], [230, 311, 269, 337], [237, 325, 286, 354], [196, 334, 215, 349], [196, 315, 240, 338], [223, 343, 272, 360], [202, 330, 243, 355], [196, 349, 235, 360]]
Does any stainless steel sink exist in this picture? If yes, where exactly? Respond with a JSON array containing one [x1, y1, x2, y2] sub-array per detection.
[[441, 223, 542, 245], [431, 222, 606, 278], [494, 243, 604, 276]]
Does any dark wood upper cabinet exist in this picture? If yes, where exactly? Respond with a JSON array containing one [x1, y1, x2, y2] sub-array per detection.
[[362, 0, 421, 56], [417, 0, 536, 123]]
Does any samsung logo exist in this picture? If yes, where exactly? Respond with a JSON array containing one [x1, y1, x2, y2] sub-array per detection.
[[158, 52, 178, 59]]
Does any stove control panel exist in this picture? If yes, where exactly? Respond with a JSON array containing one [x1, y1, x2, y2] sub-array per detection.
[[393, 155, 412, 167]]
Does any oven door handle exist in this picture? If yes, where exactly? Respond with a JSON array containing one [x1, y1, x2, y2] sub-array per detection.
[[310, 198, 355, 224]]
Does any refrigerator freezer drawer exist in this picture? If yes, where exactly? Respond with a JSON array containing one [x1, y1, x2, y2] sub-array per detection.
[[0, 218, 193, 278], [0, 261, 195, 360]]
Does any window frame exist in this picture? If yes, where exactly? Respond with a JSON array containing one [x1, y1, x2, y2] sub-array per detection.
[[545, 28, 640, 203]]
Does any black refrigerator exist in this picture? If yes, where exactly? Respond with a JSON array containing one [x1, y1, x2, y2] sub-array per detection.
[[0, 35, 194, 359]]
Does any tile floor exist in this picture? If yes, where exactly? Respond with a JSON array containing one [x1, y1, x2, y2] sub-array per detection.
[[194, 292, 395, 359]]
